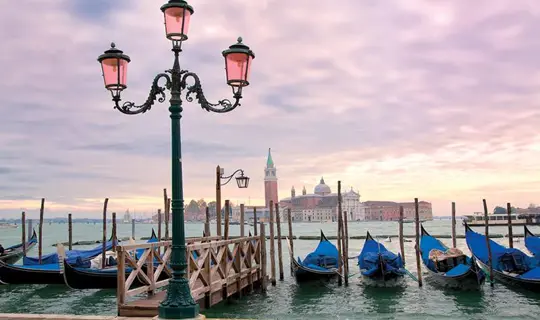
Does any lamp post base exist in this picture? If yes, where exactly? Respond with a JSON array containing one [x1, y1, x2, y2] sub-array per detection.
[[153, 315, 205, 320], [157, 278, 200, 319]]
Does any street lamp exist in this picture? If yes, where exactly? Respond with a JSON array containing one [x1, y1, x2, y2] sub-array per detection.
[[215, 167, 249, 236], [96, 0, 255, 318]]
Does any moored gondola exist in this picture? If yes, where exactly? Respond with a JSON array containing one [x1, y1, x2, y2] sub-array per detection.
[[290, 231, 339, 282], [524, 225, 540, 259], [358, 231, 406, 285], [0, 230, 38, 265], [465, 223, 540, 292], [420, 225, 485, 289], [0, 229, 157, 285]]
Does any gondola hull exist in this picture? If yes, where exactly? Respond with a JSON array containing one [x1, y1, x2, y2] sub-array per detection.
[[0, 242, 37, 265], [475, 257, 540, 292], [424, 265, 485, 290], [0, 261, 64, 285], [291, 257, 337, 282]]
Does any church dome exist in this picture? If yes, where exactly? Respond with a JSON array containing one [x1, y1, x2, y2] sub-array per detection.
[[314, 177, 331, 195]]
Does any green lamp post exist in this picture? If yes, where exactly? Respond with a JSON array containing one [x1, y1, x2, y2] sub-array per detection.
[[96, 1, 255, 318]]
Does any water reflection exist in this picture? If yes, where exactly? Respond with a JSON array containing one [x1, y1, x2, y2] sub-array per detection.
[[361, 284, 406, 315], [442, 288, 486, 314]]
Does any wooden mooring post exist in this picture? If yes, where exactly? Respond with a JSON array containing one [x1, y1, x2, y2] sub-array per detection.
[[507, 202, 514, 248], [414, 198, 423, 287], [275, 203, 284, 281], [483, 199, 494, 286], [166, 198, 171, 239], [21, 212, 26, 256], [68, 213, 73, 251], [38, 198, 45, 264], [399, 206, 405, 263], [131, 219, 135, 239], [112, 212, 117, 251], [337, 181, 343, 286], [451, 202, 457, 248], [253, 207, 258, 236], [287, 208, 294, 272], [216, 165, 222, 237], [224, 200, 230, 240], [27, 219, 33, 242], [240, 204, 245, 237], [157, 209, 162, 241], [204, 207, 211, 237], [260, 222, 268, 292], [163, 188, 169, 239], [102, 198, 109, 269], [343, 209, 349, 285], [269, 200, 276, 286]]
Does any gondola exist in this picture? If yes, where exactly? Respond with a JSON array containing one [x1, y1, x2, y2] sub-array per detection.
[[290, 230, 339, 281], [0, 230, 38, 265], [420, 225, 485, 289], [23, 233, 117, 266], [358, 231, 406, 285], [524, 225, 540, 259], [61, 229, 168, 290], [0, 229, 157, 285], [465, 223, 540, 292]]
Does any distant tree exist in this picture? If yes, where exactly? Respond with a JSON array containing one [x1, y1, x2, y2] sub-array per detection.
[[529, 203, 537, 209], [207, 201, 217, 218], [493, 206, 507, 215], [186, 199, 200, 213]]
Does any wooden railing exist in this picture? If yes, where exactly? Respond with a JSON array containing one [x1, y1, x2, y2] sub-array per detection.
[[116, 232, 267, 311]]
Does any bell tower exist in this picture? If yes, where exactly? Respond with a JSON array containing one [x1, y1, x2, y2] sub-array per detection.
[[264, 148, 278, 208]]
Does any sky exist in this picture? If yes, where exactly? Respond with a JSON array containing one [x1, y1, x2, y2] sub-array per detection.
[[1, 0, 540, 219]]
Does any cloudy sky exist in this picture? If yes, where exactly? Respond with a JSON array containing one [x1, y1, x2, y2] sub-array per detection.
[[1, 0, 540, 219]]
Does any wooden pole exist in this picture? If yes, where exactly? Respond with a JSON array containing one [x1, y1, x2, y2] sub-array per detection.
[[157, 209, 162, 241], [131, 218, 135, 239], [38, 198, 45, 264], [337, 181, 342, 286], [68, 213, 73, 251], [216, 165, 222, 236], [414, 198, 423, 287], [163, 188, 169, 240], [507, 202, 514, 248], [166, 198, 171, 240], [240, 204, 245, 237], [21, 212, 26, 256], [253, 207, 258, 236], [224, 200, 230, 240], [451, 202, 457, 248], [102, 198, 109, 269], [269, 200, 276, 286], [112, 212, 117, 251], [483, 199, 494, 286], [27, 219, 33, 241], [205, 207, 211, 237], [275, 203, 284, 281], [287, 208, 294, 272], [399, 206, 405, 264], [343, 209, 349, 285], [260, 222, 267, 292]]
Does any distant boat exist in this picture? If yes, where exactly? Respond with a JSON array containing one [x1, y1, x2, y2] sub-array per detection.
[[402, 219, 427, 224], [0, 223, 18, 229]]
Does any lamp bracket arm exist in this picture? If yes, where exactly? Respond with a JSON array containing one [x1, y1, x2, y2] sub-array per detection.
[[113, 73, 172, 115], [220, 169, 245, 186], [180, 71, 242, 113]]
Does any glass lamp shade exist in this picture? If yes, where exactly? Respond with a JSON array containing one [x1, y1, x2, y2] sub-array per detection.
[[160, 0, 194, 41], [97, 43, 131, 97], [235, 175, 250, 189], [222, 37, 255, 88]]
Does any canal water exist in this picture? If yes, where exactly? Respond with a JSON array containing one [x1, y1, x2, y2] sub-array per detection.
[[1, 221, 539, 319]]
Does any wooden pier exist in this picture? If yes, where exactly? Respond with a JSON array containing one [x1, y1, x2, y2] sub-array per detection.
[[116, 229, 268, 318]]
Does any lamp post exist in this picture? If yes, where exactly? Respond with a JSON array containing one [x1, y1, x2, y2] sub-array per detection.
[[215, 167, 249, 236], [96, 1, 255, 318]]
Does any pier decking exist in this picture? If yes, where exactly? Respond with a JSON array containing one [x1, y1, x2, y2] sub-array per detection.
[[116, 229, 268, 318]]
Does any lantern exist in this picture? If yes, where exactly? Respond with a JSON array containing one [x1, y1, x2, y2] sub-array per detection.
[[160, 0, 194, 41], [235, 173, 250, 189], [97, 43, 131, 98], [222, 37, 255, 88]]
